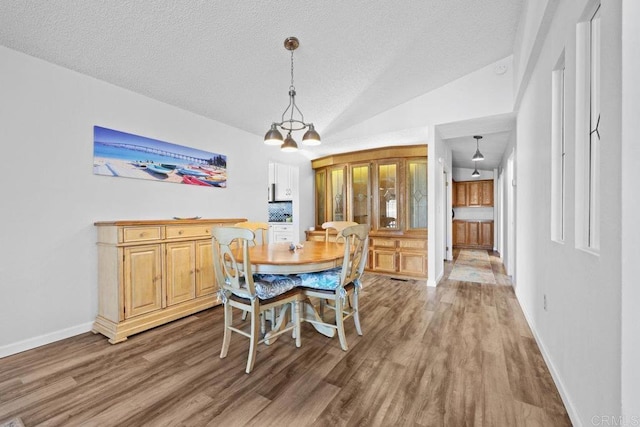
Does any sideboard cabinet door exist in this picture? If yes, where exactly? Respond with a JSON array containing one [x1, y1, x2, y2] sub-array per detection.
[[123, 245, 163, 319]]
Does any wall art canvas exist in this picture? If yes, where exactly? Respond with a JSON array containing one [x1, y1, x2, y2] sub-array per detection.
[[93, 126, 227, 188]]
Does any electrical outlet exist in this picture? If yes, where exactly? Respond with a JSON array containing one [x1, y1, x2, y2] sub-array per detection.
[[543, 294, 548, 311]]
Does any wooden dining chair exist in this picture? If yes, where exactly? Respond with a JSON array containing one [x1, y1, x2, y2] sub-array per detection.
[[234, 221, 269, 245], [321, 221, 358, 243], [212, 226, 303, 373], [297, 224, 369, 351]]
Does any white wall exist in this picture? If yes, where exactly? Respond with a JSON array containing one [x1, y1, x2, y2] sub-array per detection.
[[430, 129, 453, 283], [498, 136, 517, 278], [512, 1, 623, 424], [0, 46, 314, 356], [621, 0, 640, 420], [452, 167, 494, 182], [512, 0, 558, 108]]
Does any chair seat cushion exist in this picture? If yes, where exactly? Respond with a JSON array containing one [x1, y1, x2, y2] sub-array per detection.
[[297, 267, 342, 290], [250, 274, 301, 300]]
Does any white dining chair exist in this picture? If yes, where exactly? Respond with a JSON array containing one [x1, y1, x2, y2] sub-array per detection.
[[297, 224, 369, 351], [212, 226, 303, 373]]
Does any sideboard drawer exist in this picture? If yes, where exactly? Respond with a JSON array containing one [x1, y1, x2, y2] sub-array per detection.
[[399, 239, 427, 251], [370, 238, 397, 249], [166, 225, 212, 239], [122, 226, 163, 243]]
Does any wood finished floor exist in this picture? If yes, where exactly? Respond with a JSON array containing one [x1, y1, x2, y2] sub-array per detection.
[[0, 251, 571, 426]]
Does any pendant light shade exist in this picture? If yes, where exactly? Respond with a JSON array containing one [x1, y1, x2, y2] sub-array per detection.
[[264, 123, 284, 146], [471, 135, 484, 161], [281, 132, 298, 152], [471, 167, 480, 177], [302, 124, 321, 146], [264, 37, 321, 152]]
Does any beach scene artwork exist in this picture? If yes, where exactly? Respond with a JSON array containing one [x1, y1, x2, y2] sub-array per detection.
[[93, 126, 227, 188]]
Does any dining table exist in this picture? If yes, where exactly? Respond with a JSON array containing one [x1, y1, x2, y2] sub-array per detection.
[[232, 240, 347, 339], [238, 240, 345, 274]]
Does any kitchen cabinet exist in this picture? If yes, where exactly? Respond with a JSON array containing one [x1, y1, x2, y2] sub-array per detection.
[[481, 180, 494, 206], [269, 223, 294, 242], [269, 162, 297, 201], [468, 182, 481, 206], [307, 145, 427, 279], [453, 220, 467, 246], [453, 180, 493, 207], [480, 221, 493, 248], [453, 181, 468, 207], [452, 220, 494, 249], [93, 218, 243, 344]]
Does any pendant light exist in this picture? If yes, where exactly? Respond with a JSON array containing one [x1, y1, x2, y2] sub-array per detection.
[[472, 135, 484, 162], [471, 167, 480, 177], [263, 37, 321, 152]]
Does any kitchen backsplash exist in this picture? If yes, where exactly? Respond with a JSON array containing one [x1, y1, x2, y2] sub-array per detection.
[[453, 206, 494, 221], [268, 201, 293, 222]]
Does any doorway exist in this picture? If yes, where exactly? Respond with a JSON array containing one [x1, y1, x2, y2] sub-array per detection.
[[506, 150, 515, 279]]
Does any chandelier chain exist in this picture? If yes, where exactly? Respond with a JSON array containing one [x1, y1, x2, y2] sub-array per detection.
[[290, 49, 295, 90]]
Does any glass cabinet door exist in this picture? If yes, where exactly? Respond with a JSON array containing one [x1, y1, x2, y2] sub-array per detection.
[[407, 159, 427, 229], [315, 169, 326, 228], [329, 166, 346, 222], [376, 162, 399, 230], [350, 164, 370, 226]]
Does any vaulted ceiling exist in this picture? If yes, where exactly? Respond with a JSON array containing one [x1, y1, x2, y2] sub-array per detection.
[[0, 1, 523, 163]]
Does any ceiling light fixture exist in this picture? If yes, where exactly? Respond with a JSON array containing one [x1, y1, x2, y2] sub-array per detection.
[[471, 135, 484, 162], [264, 37, 321, 152], [471, 166, 481, 177]]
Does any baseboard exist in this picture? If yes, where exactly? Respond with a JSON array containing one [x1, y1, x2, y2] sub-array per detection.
[[427, 278, 438, 287], [515, 291, 582, 427], [0, 322, 93, 359], [428, 269, 443, 287]]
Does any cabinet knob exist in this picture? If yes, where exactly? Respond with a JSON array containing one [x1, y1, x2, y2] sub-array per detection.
[[178, 230, 183, 235]]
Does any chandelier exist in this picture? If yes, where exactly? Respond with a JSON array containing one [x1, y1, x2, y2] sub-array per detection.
[[264, 37, 321, 152]]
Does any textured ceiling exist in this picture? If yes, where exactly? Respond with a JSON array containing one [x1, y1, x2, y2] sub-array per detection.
[[0, 1, 523, 156]]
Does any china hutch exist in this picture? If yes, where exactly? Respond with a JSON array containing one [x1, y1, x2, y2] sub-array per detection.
[[307, 145, 427, 279]]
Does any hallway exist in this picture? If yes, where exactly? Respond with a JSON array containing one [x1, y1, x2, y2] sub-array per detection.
[[439, 248, 571, 425]]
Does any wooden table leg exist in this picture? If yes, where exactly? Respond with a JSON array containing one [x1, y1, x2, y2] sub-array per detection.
[[264, 304, 290, 345], [301, 298, 335, 338]]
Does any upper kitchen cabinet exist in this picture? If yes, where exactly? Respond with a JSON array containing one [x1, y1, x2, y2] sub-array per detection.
[[453, 179, 493, 207], [308, 145, 428, 279], [268, 162, 297, 201]]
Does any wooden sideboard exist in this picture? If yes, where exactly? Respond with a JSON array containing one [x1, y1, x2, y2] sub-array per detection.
[[93, 218, 244, 343]]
